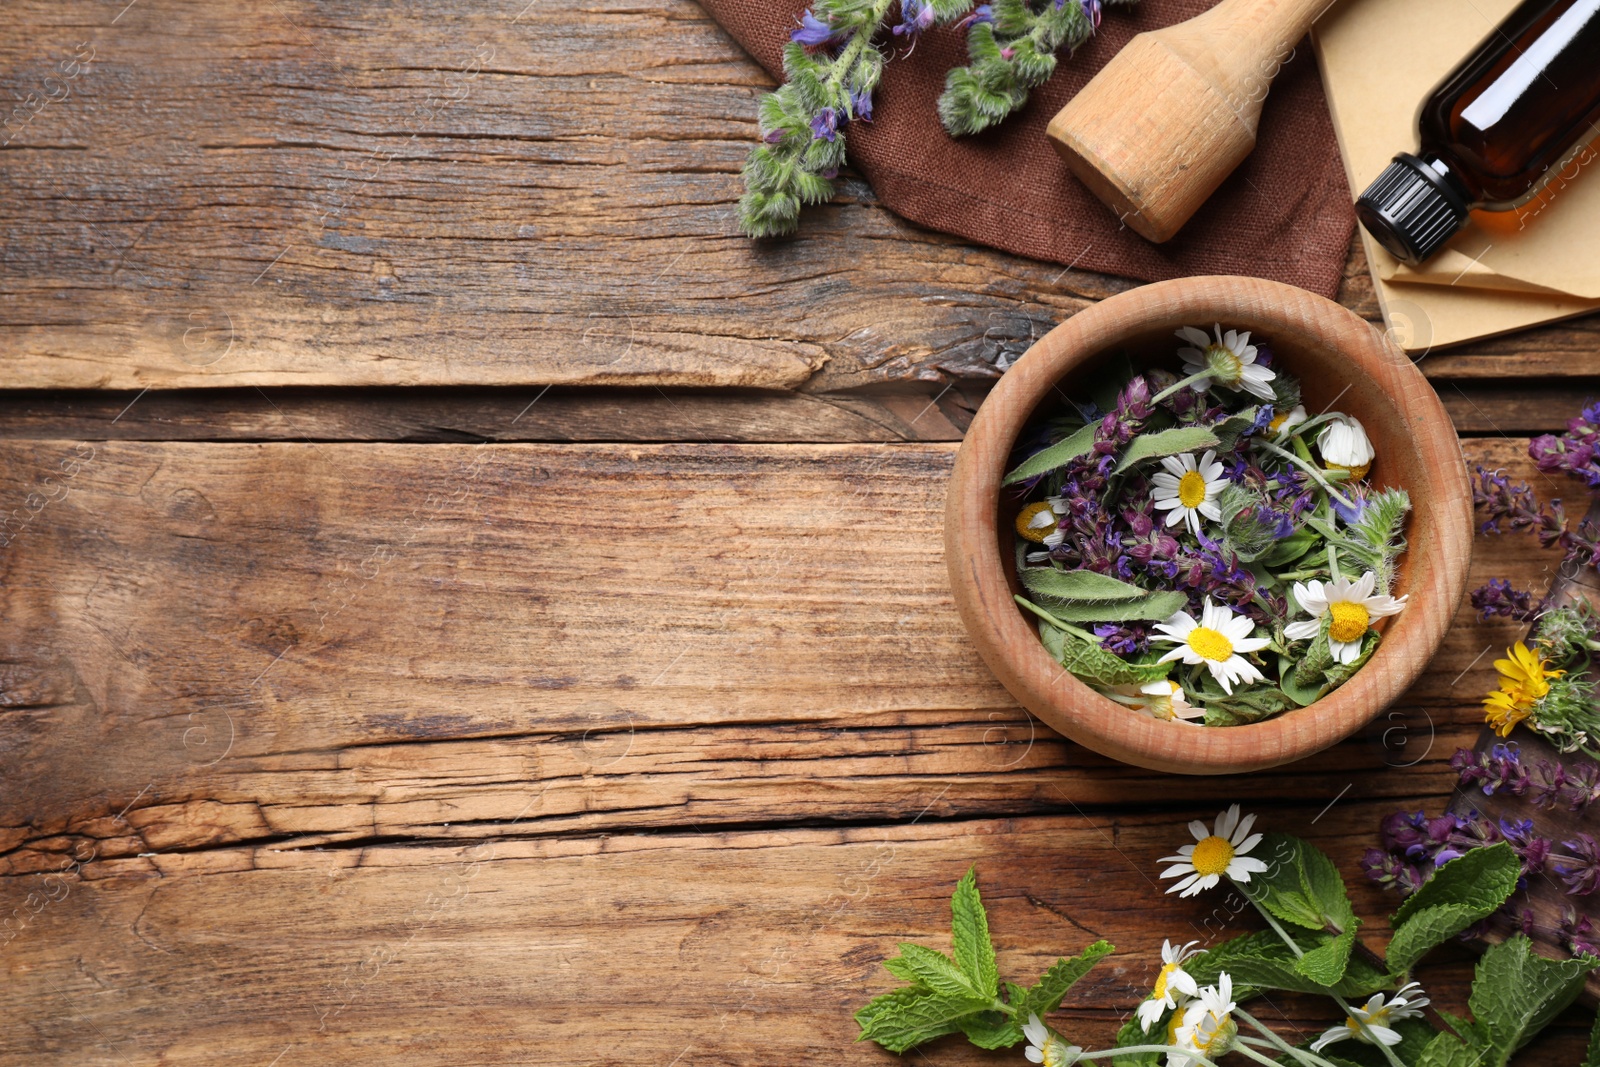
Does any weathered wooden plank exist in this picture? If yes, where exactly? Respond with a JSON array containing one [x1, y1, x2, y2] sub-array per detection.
[[0, 0, 1107, 391], [5, 2, 1596, 392], [3, 810, 1589, 1065], [0, 386, 979, 443], [0, 435, 1565, 867]]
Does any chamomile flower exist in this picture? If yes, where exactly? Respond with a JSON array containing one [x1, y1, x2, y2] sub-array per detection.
[[1150, 450, 1227, 536], [1022, 1013, 1082, 1067], [1309, 982, 1430, 1052], [1176, 324, 1277, 402], [1317, 414, 1375, 480], [1016, 498, 1067, 546], [1159, 804, 1267, 897], [1283, 572, 1407, 664], [1106, 680, 1205, 723], [1168, 974, 1238, 1066], [1137, 940, 1203, 1032], [1270, 403, 1307, 436], [1151, 600, 1269, 695], [1484, 641, 1563, 737]]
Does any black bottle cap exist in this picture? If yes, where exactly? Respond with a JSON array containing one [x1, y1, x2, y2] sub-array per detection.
[[1355, 153, 1471, 266]]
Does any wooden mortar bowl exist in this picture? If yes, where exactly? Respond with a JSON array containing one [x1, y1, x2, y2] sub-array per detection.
[[945, 276, 1472, 775]]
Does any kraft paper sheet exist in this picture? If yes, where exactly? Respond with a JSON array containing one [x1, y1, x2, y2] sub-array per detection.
[[1313, 0, 1600, 351]]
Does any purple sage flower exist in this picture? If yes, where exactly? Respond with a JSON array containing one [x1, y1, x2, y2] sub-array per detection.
[[1556, 833, 1600, 896]]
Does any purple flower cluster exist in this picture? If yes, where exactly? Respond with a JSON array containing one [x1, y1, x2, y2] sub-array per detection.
[[1470, 578, 1548, 623], [1530, 401, 1600, 490], [1473, 465, 1600, 568], [1451, 744, 1600, 811], [791, 10, 843, 47]]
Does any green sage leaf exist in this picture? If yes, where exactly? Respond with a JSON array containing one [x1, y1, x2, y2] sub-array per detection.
[[1112, 426, 1222, 475], [1003, 424, 1096, 485], [1019, 568, 1148, 602]]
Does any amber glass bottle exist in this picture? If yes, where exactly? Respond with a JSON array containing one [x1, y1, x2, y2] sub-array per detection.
[[1355, 0, 1600, 265]]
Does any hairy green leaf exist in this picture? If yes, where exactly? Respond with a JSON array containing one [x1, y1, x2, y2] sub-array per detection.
[[1038, 591, 1188, 624], [1019, 568, 1148, 602], [1003, 424, 1096, 485], [1035, 617, 1171, 687], [1112, 426, 1222, 475], [950, 867, 999, 999]]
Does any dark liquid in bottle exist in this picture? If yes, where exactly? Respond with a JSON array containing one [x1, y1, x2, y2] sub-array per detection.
[[1356, 0, 1600, 264]]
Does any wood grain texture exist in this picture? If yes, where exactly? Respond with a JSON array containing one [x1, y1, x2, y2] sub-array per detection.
[[3, 1, 1598, 392], [0, 435, 1552, 858], [0, 429, 1585, 1063], [946, 276, 1472, 773]]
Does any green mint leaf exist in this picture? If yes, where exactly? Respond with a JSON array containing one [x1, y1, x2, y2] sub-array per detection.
[[1294, 927, 1355, 987], [854, 987, 992, 1053], [1033, 591, 1189, 624], [1392, 843, 1519, 927], [1113, 426, 1222, 475], [956, 1012, 1023, 1049], [1004, 424, 1095, 485], [1384, 903, 1479, 976], [1019, 568, 1148, 602], [881, 955, 921, 984], [1017, 939, 1115, 1019], [889, 943, 984, 1000], [1585, 999, 1600, 1067], [950, 867, 999, 999], [1187, 930, 1388, 998], [1467, 934, 1597, 1060], [1416, 1031, 1490, 1067], [1112, 1011, 1164, 1066], [1239, 833, 1358, 939]]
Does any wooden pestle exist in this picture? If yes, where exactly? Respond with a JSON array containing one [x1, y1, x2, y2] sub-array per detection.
[[1046, 0, 1330, 243]]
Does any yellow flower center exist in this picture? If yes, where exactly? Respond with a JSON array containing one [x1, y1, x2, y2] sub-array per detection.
[[1153, 962, 1176, 1000], [1192, 1012, 1231, 1052], [1205, 343, 1243, 385], [1015, 501, 1056, 544], [1327, 601, 1371, 644], [1328, 460, 1372, 480], [1177, 470, 1208, 509], [1268, 412, 1288, 433], [1190, 834, 1235, 877], [1043, 1043, 1074, 1067], [1186, 626, 1233, 663]]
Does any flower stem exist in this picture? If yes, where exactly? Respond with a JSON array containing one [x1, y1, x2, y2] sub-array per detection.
[[1232, 880, 1408, 1067], [1254, 439, 1354, 509], [1233, 1041, 1293, 1067], [1234, 1009, 1341, 1067], [1078, 1047, 1219, 1067], [825, 0, 895, 90], [1151, 370, 1214, 406]]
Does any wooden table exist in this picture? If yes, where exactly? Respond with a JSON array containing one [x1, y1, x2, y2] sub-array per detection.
[[3, 2, 1598, 1062]]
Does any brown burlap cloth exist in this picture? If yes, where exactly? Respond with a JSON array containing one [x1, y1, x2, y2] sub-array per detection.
[[703, 0, 1356, 298]]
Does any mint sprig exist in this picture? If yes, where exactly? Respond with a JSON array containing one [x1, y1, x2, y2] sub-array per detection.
[[854, 866, 1112, 1053]]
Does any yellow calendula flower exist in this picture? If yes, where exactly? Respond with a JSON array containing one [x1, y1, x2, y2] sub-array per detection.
[[1482, 641, 1562, 737]]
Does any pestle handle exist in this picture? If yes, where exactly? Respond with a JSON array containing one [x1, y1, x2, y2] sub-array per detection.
[[1165, 0, 1334, 126], [1045, 0, 1333, 242]]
